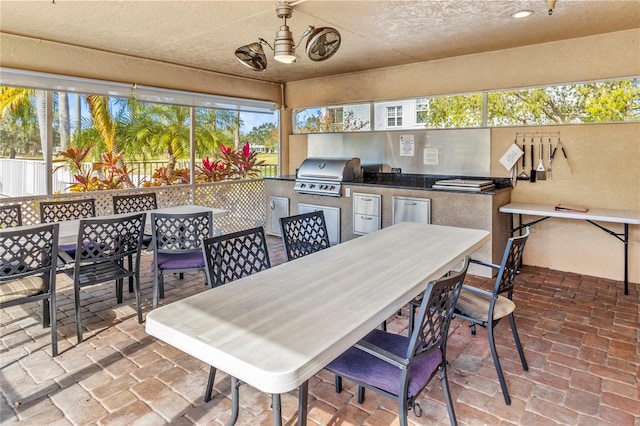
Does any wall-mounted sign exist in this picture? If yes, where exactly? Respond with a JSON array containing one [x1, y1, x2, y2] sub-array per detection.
[[400, 135, 414, 156]]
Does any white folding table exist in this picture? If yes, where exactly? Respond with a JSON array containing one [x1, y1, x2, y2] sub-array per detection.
[[145, 222, 490, 426], [499, 202, 640, 295], [57, 204, 227, 244]]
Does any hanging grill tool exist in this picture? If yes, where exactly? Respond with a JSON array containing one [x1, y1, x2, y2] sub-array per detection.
[[536, 138, 547, 181], [517, 137, 529, 181]]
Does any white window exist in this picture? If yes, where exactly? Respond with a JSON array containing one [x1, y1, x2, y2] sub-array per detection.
[[387, 106, 402, 127], [416, 98, 428, 124]]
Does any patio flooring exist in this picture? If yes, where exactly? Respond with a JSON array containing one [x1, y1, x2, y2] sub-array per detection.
[[1, 236, 638, 425]]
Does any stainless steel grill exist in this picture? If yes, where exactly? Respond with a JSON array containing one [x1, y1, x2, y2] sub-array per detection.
[[294, 157, 362, 196]]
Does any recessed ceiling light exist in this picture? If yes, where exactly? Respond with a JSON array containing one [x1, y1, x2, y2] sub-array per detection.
[[512, 10, 534, 19]]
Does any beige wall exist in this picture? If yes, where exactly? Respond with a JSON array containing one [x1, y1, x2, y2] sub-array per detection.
[[0, 33, 282, 105], [283, 30, 640, 284]]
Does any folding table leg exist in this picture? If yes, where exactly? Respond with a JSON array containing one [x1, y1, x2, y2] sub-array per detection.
[[272, 393, 282, 426], [298, 381, 308, 426], [224, 376, 240, 426]]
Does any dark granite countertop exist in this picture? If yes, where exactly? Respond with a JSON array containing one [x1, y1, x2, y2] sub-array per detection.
[[267, 173, 512, 194]]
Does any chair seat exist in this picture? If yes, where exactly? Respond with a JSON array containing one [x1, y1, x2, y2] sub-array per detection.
[[152, 252, 205, 271], [59, 242, 77, 259], [0, 276, 45, 303], [65, 261, 132, 288], [456, 288, 516, 322], [326, 329, 442, 398]]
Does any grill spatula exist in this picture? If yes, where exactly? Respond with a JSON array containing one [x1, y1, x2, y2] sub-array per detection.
[[536, 142, 546, 180]]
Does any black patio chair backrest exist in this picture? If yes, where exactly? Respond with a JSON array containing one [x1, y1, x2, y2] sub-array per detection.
[[0, 223, 60, 355], [67, 213, 146, 343], [202, 226, 271, 288], [112, 192, 158, 214], [151, 211, 214, 255], [40, 198, 96, 223], [280, 210, 331, 261], [0, 204, 22, 228]]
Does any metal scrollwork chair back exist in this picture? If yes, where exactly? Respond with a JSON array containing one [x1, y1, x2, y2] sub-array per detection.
[[63, 213, 146, 343], [1, 223, 60, 355], [150, 211, 213, 309], [200, 226, 271, 402], [326, 257, 469, 426], [280, 211, 331, 261]]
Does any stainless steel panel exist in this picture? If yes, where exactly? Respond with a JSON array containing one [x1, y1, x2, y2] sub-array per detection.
[[307, 128, 490, 176], [392, 196, 431, 225]]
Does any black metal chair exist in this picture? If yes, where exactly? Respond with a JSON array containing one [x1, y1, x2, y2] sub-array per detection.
[[63, 213, 146, 343], [279, 211, 330, 261], [40, 198, 96, 261], [112, 192, 157, 292], [150, 211, 213, 309], [453, 228, 530, 405], [0, 204, 22, 228], [326, 257, 469, 426], [1, 223, 60, 356], [112, 192, 157, 215], [201, 226, 271, 402]]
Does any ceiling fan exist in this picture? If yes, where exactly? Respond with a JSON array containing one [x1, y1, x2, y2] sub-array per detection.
[[235, 1, 342, 71]]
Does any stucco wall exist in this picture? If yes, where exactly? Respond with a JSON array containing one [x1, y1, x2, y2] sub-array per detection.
[[0, 33, 282, 105]]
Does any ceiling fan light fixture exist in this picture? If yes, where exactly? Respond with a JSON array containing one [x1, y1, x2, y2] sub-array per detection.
[[273, 25, 297, 63], [235, 42, 268, 71], [235, 1, 341, 71]]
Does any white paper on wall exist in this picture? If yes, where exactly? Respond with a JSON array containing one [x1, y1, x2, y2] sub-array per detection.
[[499, 143, 524, 171], [399, 135, 414, 156]]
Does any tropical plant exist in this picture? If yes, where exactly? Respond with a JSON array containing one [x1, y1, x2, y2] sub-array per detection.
[[218, 142, 265, 179], [53, 146, 132, 192], [195, 156, 228, 183], [143, 166, 190, 187]]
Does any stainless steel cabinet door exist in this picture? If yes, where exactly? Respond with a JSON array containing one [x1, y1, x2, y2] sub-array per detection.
[[392, 196, 431, 225]]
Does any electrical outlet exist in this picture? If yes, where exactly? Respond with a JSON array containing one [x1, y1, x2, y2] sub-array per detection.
[[345, 188, 351, 197]]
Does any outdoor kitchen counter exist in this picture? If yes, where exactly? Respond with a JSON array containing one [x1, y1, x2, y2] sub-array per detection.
[[265, 176, 512, 277], [268, 174, 512, 194]]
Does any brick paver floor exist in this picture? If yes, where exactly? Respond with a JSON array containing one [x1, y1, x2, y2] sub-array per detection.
[[1, 236, 638, 425]]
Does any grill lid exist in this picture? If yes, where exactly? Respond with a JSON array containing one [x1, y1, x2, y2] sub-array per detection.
[[295, 157, 362, 196], [296, 157, 362, 181]]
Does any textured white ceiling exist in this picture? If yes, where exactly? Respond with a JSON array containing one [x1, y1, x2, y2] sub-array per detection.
[[1, 0, 639, 83]]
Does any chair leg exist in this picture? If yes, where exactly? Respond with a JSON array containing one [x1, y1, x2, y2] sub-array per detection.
[[153, 273, 160, 309], [408, 305, 416, 336], [335, 375, 342, 393], [439, 364, 458, 426], [42, 299, 51, 328], [128, 254, 134, 293], [74, 283, 83, 344], [50, 293, 58, 357], [488, 321, 511, 405], [398, 396, 409, 426], [134, 276, 142, 324], [380, 320, 387, 331], [116, 278, 123, 304], [509, 313, 528, 371], [357, 386, 365, 403], [204, 366, 217, 402]]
